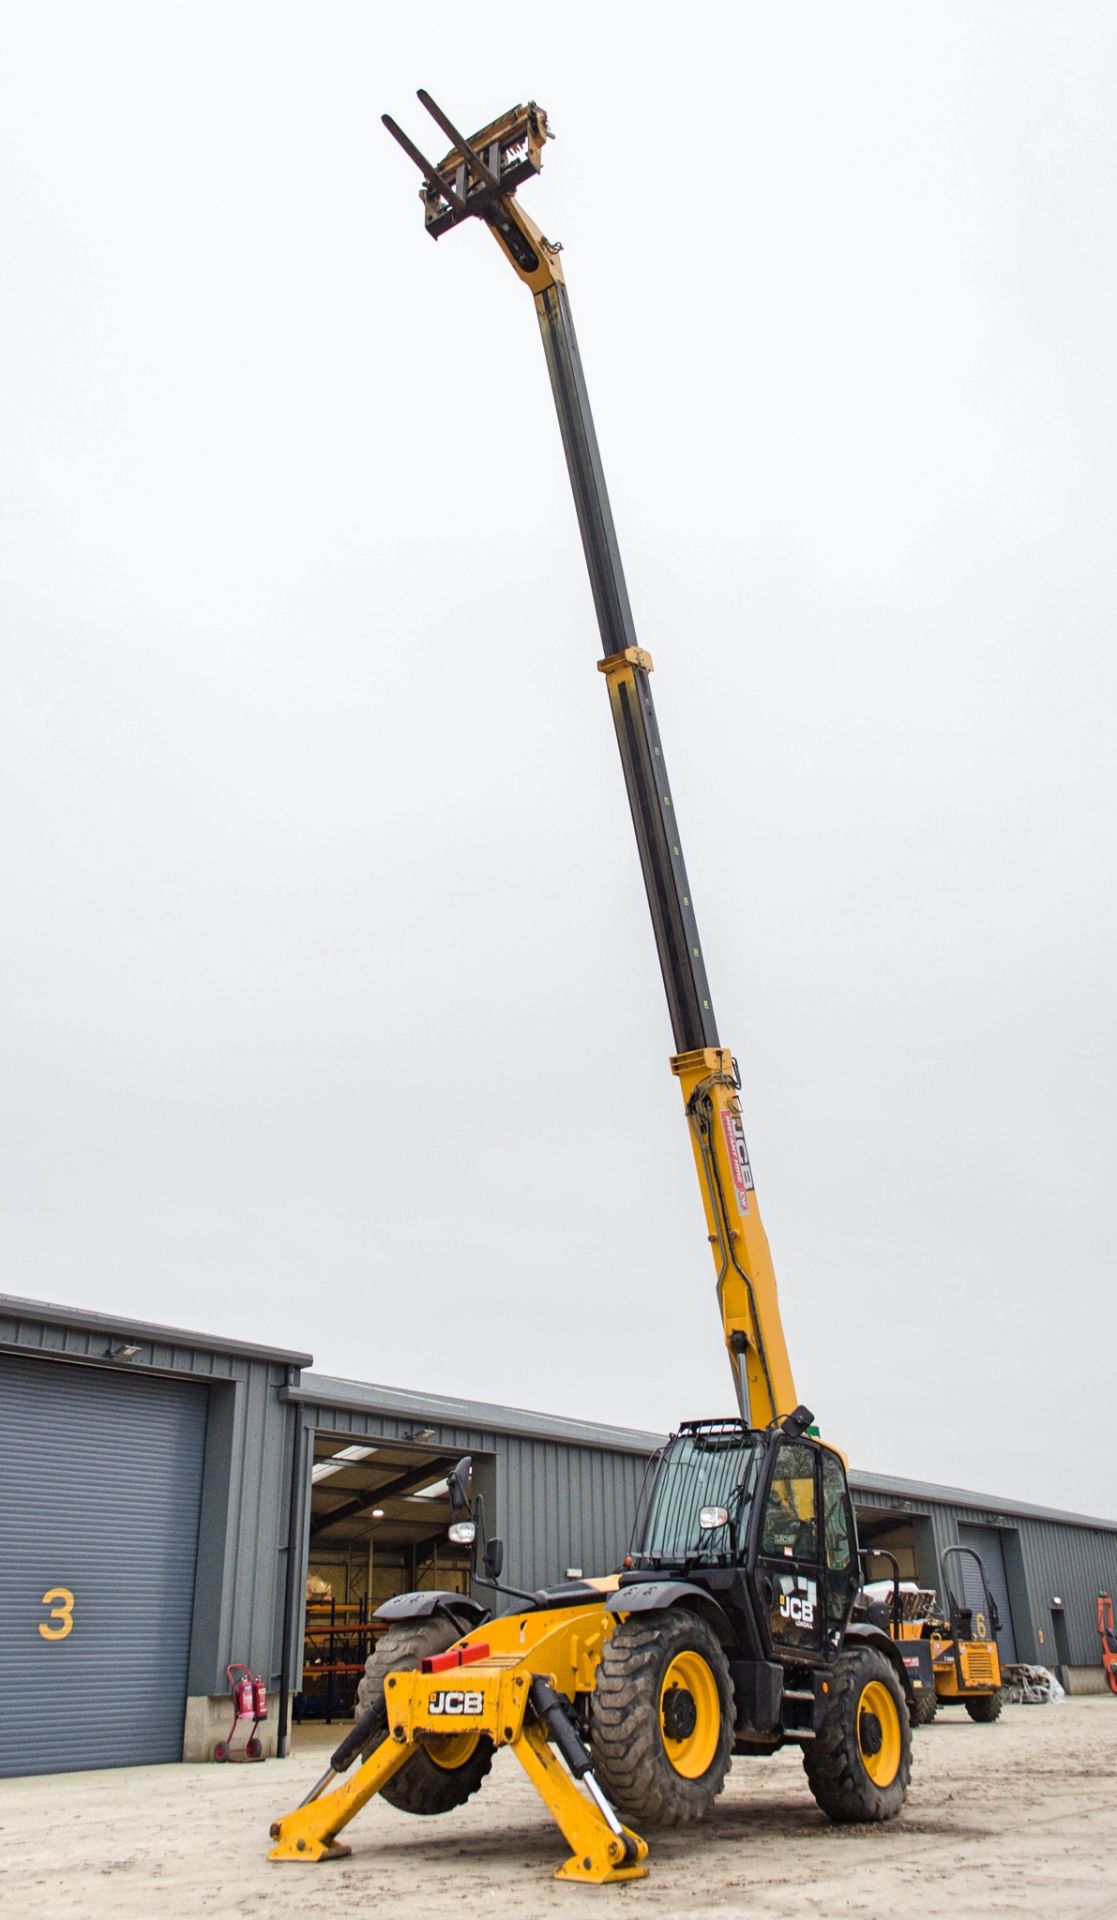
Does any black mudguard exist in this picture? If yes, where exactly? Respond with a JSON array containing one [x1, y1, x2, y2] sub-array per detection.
[[374, 1589, 489, 1634], [843, 1620, 916, 1704], [893, 1635, 936, 1703], [607, 1578, 735, 1646]]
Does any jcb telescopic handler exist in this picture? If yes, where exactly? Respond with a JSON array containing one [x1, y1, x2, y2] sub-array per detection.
[[270, 94, 914, 1885]]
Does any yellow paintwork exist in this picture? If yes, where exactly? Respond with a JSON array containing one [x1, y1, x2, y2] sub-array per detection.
[[894, 1621, 1001, 1698], [931, 1631, 1001, 1698], [487, 194, 566, 298], [301, 95, 808, 1888], [513, 1721, 647, 1883], [467, 128, 799, 1431], [592, 648, 799, 1426], [425, 1725, 482, 1769], [659, 1649, 720, 1779], [270, 1601, 648, 1882], [671, 1046, 797, 1427], [857, 1678, 902, 1787]]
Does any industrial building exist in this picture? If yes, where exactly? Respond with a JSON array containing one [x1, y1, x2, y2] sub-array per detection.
[[2, 1288, 1115, 1778]]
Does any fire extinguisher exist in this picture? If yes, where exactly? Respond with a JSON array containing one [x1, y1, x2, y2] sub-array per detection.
[[234, 1672, 256, 1720], [252, 1676, 268, 1721]]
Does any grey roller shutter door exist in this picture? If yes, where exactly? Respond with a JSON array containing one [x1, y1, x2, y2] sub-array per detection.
[[0, 1354, 207, 1775], [955, 1523, 1017, 1663]]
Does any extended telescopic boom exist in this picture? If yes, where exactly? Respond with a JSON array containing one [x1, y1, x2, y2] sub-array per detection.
[[384, 95, 798, 1431]]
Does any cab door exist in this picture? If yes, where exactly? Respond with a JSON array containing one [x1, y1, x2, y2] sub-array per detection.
[[755, 1439, 823, 1656], [819, 1447, 859, 1653]]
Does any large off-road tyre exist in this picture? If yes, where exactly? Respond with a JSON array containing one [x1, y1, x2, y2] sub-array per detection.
[[964, 1688, 1004, 1723], [909, 1686, 939, 1728], [589, 1610, 733, 1827], [355, 1618, 493, 1815], [804, 1646, 911, 1824]]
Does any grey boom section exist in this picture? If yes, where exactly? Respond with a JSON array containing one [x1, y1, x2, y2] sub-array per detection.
[[533, 279, 719, 1052]]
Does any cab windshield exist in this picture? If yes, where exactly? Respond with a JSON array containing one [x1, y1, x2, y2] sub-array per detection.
[[634, 1429, 760, 1565]]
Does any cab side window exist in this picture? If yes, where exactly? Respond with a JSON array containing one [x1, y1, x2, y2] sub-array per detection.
[[821, 1451, 858, 1625], [761, 1442, 819, 1561]]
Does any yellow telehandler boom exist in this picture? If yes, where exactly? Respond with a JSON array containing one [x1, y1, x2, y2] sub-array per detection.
[[269, 93, 915, 1885], [382, 94, 794, 1429]]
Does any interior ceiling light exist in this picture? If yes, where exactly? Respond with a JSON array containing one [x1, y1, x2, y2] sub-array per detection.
[[311, 1444, 378, 1484], [409, 1478, 451, 1500]]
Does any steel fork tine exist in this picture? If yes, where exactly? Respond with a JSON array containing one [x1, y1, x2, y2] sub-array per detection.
[[381, 114, 466, 213], [417, 90, 500, 191]]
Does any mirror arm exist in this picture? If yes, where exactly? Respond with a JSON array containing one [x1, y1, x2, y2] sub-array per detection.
[[471, 1571, 540, 1606]]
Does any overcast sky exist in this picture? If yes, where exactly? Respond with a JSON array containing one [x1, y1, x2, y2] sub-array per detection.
[[2, 4, 1114, 1517]]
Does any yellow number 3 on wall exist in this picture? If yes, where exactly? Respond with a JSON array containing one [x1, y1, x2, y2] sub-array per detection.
[[39, 1587, 75, 1640]]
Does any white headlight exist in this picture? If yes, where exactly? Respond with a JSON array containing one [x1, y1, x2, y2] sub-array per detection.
[[448, 1521, 476, 1545]]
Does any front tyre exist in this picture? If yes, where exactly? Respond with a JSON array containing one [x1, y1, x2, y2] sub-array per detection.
[[355, 1618, 493, 1815], [804, 1647, 911, 1823], [964, 1689, 1003, 1723], [909, 1687, 938, 1728], [590, 1610, 733, 1826]]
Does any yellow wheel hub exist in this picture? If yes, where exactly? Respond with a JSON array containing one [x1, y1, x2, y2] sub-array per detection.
[[857, 1679, 901, 1787], [659, 1649, 720, 1779], [423, 1728, 482, 1771]]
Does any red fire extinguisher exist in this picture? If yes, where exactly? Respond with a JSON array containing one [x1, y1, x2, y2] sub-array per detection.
[[215, 1663, 267, 1762]]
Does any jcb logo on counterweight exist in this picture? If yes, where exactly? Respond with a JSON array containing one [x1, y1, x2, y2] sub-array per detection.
[[428, 1689, 483, 1715]]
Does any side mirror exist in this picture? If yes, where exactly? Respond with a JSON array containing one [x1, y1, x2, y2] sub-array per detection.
[[446, 1456, 473, 1516], [483, 1537, 504, 1581]]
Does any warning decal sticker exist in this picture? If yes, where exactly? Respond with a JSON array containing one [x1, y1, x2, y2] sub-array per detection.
[[720, 1109, 754, 1215]]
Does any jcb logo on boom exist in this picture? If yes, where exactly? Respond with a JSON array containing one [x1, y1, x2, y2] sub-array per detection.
[[428, 1689, 484, 1716], [779, 1593, 815, 1628]]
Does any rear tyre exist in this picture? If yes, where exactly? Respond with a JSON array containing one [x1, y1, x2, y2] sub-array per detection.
[[246, 1737, 263, 1758], [964, 1689, 1003, 1723], [355, 1618, 493, 1816], [804, 1647, 911, 1823], [909, 1687, 938, 1728], [590, 1610, 733, 1826]]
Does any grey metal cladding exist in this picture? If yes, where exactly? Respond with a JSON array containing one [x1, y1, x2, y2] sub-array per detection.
[[851, 1467, 1117, 1534], [0, 1353, 207, 1775], [0, 1291, 311, 1366], [0, 1294, 300, 1693], [497, 1433, 651, 1588], [954, 1525, 1018, 1662], [852, 1476, 1117, 1666], [292, 1387, 656, 1593], [294, 1372, 664, 1456]]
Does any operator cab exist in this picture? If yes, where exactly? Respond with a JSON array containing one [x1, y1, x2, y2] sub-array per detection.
[[627, 1417, 860, 1663]]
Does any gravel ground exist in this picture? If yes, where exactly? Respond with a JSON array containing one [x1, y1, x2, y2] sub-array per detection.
[[1, 1696, 1114, 1919]]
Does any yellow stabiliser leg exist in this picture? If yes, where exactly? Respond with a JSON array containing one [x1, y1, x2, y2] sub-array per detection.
[[269, 1613, 649, 1880], [513, 1721, 648, 1884], [268, 1733, 414, 1862]]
